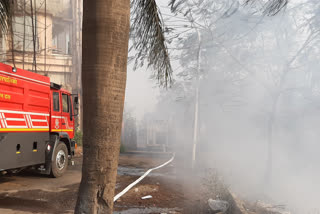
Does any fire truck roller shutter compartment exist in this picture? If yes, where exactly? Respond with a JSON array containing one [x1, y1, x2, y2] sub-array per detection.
[[0, 63, 50, 170]]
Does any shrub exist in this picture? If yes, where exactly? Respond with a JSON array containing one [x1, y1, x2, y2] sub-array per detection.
[[74, 129, 83, 146], [120, 144, 126, 153]]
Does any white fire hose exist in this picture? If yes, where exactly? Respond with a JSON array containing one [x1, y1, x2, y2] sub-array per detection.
[[114, 154, 175, 202]]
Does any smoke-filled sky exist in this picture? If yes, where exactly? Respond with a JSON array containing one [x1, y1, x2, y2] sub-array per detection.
[[125, 64, 159, 118], [126, 1, 320, 213]]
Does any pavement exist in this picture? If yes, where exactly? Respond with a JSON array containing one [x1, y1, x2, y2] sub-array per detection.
[[0, 157, 82, 214], [0, 161, 82, 194]]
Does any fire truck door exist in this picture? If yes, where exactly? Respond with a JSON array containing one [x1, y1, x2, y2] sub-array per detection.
[[52, 91, 62, 132], [61, 93, 73, 137]]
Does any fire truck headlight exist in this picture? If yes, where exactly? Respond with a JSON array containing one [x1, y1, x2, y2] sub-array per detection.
[[12, 67, 17, 73]]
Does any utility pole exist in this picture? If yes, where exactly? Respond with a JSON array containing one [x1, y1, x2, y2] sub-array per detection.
[[30, 0, 36, 72], [191, 29, 201, 169], [44, 0, 47, 75], [34, 0, 37, 72], [22, 0, 26, 69], [10, 1, 15, 68]]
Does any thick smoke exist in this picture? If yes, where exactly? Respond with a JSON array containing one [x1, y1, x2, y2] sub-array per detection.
[[144, 0, 320, 213]]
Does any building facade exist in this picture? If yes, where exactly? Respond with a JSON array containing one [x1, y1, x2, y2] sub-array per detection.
[[0, 0, 82, 92]]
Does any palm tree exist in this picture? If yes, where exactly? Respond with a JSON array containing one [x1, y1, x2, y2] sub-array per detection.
[[0, 0, 13, 64], [0, 0, 11, 32], [75, 0, 172, 213]]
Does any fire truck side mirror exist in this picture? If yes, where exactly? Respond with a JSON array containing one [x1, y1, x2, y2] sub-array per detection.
[[74, 96, 79, 105]]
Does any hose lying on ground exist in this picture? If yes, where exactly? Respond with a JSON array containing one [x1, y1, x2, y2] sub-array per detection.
[[114, 154, 175, 202]]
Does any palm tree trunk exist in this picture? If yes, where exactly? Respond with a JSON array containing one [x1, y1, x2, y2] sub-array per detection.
[[75, 0, 130, 213]]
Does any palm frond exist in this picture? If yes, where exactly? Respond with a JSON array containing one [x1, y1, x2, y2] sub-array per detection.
[[0, 0, 11, 33], [131, 0, 173, 87], [168, 0, 187, 13]]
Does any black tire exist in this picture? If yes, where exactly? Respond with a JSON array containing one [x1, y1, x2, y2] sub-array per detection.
[[50, 142, 68, 178]]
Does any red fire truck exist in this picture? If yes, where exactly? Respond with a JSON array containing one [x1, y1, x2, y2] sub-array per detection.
[[0, 63, 78, 177]]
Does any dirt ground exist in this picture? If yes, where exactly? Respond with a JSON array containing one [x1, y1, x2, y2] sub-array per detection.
[[0, 150, 280, 214], [0, 152, 186, 214]]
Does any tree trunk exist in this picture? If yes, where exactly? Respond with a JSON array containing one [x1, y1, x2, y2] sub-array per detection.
[[265, 93, 279, 186], [75, 0, 130, 213]]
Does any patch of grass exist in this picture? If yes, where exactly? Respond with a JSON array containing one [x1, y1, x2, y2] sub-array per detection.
[[74, 130, 83, 146], [120, 144, 126, 153]]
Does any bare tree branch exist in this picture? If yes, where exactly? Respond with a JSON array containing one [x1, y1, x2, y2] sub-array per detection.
[[245, 0, 288, 16]]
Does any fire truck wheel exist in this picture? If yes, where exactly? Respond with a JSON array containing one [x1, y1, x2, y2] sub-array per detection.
[[51, 142, 68, 178]]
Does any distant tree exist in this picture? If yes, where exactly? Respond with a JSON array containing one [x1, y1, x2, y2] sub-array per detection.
[[245, 0, 288, 15], [165, 0, 246, 168]]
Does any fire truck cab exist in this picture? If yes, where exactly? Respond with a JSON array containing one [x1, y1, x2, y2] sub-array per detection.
[[0, 63, 78, 177]]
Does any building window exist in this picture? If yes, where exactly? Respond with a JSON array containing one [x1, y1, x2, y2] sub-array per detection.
[[13, 16, 39, 52], [52, 20, 71, 55]]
